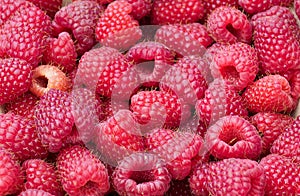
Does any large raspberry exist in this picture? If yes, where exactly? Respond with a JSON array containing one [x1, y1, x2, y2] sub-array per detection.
[[238, 0, 293, 14]]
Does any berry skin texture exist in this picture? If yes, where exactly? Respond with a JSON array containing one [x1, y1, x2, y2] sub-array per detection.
[[238, 0, 293, 14], [22, 159, 64, 196], [19, 189, 55, 196], [0, 58, 32, 105], [34, 89, 74, 153], [205, 115, 262, 160], [242, 75, 294, 113], [0, 113, 48, 161], [26, 0, 62, 18], [151, 0, 205, 25], [207, 6, 252, 44], [57, 145, 110, 196], [203, 0, 239, 17], [271, 115, 300, 163], [0, 147, 23, 195], [127, 0, 152, 20], [259, 154, 299, 195], [190, 158, 266, 196], [112, 153, 172, 196]]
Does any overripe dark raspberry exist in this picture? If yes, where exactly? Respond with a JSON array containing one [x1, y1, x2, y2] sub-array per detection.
[[238, 0, 293, 14], [207, 6, 252, 44], [190, 158, 266, 196], [0, 58, 32, 105], [155, 23, 213, 57], [0, 113, 48, 161], [205, 115, 262, 160], [112, 153, 171, 196], [57, 145, 110, 195], [151, 0, 205, 25], [27, 0, 62, 18], [259, 154, 299, 195], [52, 0, 104, 56], [22, 159, 64, 196], [19, 189, 55, 196], [34, 89, 74, 153]]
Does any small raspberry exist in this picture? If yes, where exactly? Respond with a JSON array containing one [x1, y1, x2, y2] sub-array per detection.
[[30, 65, 71, 97], [52, 0, 104, 56], [190, 158, 266, 196], [205, 115, 262, 160], [22, 159, 64, 196], [57, 145, 110, 195], [95, 0, 142, 50], [0, 113, 48, 161], [19, 189, 55, 196], [27, 0, 62, 18], [151, 0, 205, 25], [0, 58, 32, 105], [238, 0, 293, 14], [259, 154, 299, 195], [34, 89, 74, 153], [155, 23, 213, 57], [250, 112, 294, 155], [112, 153, 172, 195], [207, 6, 252, 44], [271, 115, 300, 163], [203, 0, 239, 17], [242, 74, 294, 113]]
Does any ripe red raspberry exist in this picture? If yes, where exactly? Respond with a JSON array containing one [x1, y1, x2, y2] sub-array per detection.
[[160, 56, 209, 105], [145, 129, 204, 180], [252, 16, 300, 74], [0, 113, 48, 161], [238, 0, 293, 14], [250, 112, 294, 155], [34, 89, 74, 153], [190, 158, 266, 196], [271, 115, 300, 163], [42, 32, 77, 73], [57, 145, 110, 195], [130, 91, 191, 129], [22, 159, 64, 196], [155, 23, 213, 57], [242, 75, 294, 113], [52, 0, 104, 56], [151, 0, 205, 25], [96, 110, 144, 165], [0, 58, 32, 105], [205, 115, 262, 160], [296, 0, 300, 19], [0, 1, 52, 67], [127, 0, 152, 20], [95, 0, 142, 50], [19, 189, 55, 196], [259, 154, 299, 195], [126, 41, 175, 87], [112, 153, 172, 195], [27, 0, 62, 18], [209, 42, 259, 91], [207, 6, 252, 44], [0, 147, 23, 195], [203, 0, 239, 17]]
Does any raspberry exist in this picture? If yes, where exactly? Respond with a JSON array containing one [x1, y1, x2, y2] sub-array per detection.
[[95, 110, 144, 165], [42, 32, 77, 73], [57, 145, 110, 195], [209, 42, 259, 91], [145, 129, 204, 180], [127, 0, 152, 20], [34, 89, 74, 153], [95, 0, 142, 50], [207, 6, 252, 44], [22, 159, 64, 195], [30, 65, 72, 97], [203, 0, 239, 17], [151, 0, 205, 25], [52, 0, 104, 56], [155, 23, 213, 57], [0, 58, 32, 105], [19, 189, 55, 196], [242, 74, 294, 113], [0, 147, 23, 195], [259, 154, 299, 195], [112, 153, 171, 195], [126, 41, 175, 87], [0, 113, 48, 161], [0, 1, 52, 67], [252, 15, 300, 74], [190, 158, 266, 196], [27, 0, 62, 18], [271, 115, 300, 163], [205, 115, 262, 160], [250, 112, 294, 155], [238, 0, 293, 14]]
